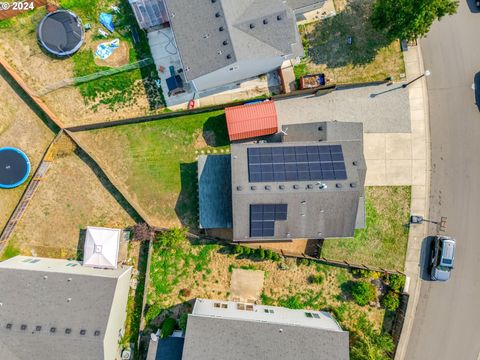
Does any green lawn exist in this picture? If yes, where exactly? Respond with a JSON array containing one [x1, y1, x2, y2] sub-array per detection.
[[321, 186, 411, 271], [296, 0, 405, 84], [75, 110, 229, 228]]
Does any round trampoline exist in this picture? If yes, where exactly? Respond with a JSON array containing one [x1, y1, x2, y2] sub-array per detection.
[[0, 147, 31, 189], [37, 10, 85, 57]]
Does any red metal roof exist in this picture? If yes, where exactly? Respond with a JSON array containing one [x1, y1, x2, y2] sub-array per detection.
[[225, 101, 278, 141]]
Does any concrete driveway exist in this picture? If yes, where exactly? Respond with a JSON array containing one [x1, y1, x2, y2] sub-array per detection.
[[276, 82, 423, 186]]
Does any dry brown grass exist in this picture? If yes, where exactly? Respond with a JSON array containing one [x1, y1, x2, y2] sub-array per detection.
[[8, 134, 136, 258], [0, 75, 55, 231]]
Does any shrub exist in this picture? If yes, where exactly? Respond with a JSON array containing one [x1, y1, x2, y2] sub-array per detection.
[[257, 248, 265, 259], [271, 252, 281, 262], [386, 274, 406, 293], [179, 288, 191, 298], [352, 269, 379, 279], [265, 249, 274, 260], [243, 247, 251, 255], [309, 273, 325, 285], [382, 291, 400, 311], [298, 258, 309, 266], [234, 244, 243, 254], [178, 313, 188, 332], [351, 281, 376, 306], [161, 317, 177, 338]]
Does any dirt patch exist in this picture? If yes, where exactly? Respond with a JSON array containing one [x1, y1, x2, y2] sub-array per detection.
[[93, 40, 130, 68], [8, 134, 136, 259], [0, 75, 55, 231], [229, 268, 264, 302]]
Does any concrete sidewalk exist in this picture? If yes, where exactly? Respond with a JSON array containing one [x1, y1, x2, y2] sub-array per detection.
[[394, 44, 431, 360]]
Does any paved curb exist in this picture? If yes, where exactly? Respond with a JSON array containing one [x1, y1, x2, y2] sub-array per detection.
[[394, 43, 432, 360]]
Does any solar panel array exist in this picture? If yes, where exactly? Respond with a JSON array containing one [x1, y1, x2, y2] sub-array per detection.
[[247, 145, 347, 183], [250, 204, 287, 237]]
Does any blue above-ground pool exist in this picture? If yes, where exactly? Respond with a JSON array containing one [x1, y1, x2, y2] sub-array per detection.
[[0, 147, 31, 189]]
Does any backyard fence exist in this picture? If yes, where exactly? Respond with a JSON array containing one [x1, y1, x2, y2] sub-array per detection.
[[37, 58, 154, 95], [392, 293, 410, 357]]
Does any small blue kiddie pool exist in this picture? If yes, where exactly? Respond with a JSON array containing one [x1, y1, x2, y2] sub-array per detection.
[[0, 147, 31, 189]]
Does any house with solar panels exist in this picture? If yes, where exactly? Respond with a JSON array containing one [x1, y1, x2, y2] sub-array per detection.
[[198, 121, 366, 242], [0, 256, 131, 360]]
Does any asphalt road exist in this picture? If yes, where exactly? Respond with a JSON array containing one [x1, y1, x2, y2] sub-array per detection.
[[405, 1, 480, 359]]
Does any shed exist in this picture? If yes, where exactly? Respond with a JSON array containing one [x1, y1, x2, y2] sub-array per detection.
[[83, 227, 121, 269], [225, 101, 278, 141]]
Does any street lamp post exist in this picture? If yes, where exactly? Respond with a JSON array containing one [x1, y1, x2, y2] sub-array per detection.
[[402, 70, 431, 88]]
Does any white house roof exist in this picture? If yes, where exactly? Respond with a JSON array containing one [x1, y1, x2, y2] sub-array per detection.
[[83, 227, 121, 269]]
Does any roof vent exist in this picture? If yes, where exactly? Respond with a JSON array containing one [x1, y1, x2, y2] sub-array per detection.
[[219, 26, 224, 31], [293, 184, 299, 189], [263, 19, 268, 24], [306, 184, 313, 189], [226, 54, 232, 59], [94, 330, 101, 336], [21, 324, 27, 331], [249, 23, 255, 29], [65, 328, 71, 334], [318, 126, 323, 131], [352, 160, 358, 166], [67, 297, 72, 302], [211, 0, 217, 2], [215, 12, 221, 17], [319, 183, 327, 189], [277, 15, 282, 21], [223, 40, 229, 46], [67, 277, 72, 282], [251, 186, 257, 190], [279, 185, 285, 190], [350, 182, 357, 188], [265, 185, 271, 190], [336, 183, 342, 188], [35, 325, 42, 332], [50, 327, 56, 333], [6, 323, 12, 330], [203, 34, 210, 39], [43, 275, 48, 280], [80, 329, 86, 335], [217, 50, 222, 55], [237, 186, 243, 191]]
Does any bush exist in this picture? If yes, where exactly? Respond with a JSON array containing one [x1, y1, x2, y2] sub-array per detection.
[[271, 252, 281, 262], [382, 291, 400, 311], [309, 273, 325, 285], [265, 249, 274, 260], [161, 317, 177, 338], [178, 313, 188, 332], [351, 281, 376, 306], [386, 274, 406, 293], [243, 247, 252, 256], [234, 244, 243, 254], [352, 269, 379, 279], [257, 248, 265, 259], [298, 258, 309, 266], [179, 288, 191, 298]]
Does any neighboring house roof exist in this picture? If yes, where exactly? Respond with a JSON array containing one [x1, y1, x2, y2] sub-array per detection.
[[181, 298, 349, 360], [83, 226, 121, 269], [162, 0, 302, 81], [0, 256, 131, 360], [129, 0, 169, 30], [225, 101, 278, 141], [197, 155, 233, 229], [286, 0, 326, 13], [147, 336, 185, 360]]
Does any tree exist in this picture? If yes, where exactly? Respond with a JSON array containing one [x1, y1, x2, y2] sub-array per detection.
[[371, 0, 458, 41], [161, 317, 177, 338]]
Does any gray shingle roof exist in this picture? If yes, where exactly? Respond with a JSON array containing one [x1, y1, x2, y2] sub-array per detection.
[[286, 0, 326, 12], [163, 0, 301, 81], [197, 155, 233, 229], [0, 256, 131, 360], [182, 314, 349, 360]]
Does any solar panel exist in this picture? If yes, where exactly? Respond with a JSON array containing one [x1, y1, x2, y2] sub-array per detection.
[[247, 145, 348, 183], [250, 204, 288, 237]]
